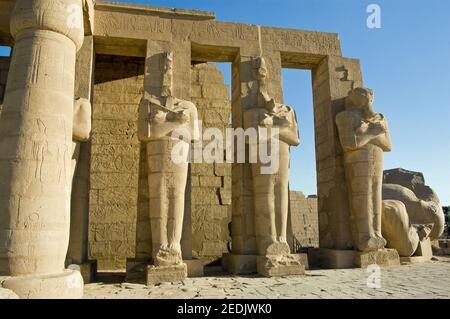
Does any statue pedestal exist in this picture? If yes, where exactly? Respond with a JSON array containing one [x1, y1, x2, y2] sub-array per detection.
[[184, 259, 204, 277], [256, 255, 305, 277], [146, 263, 187, 285], [309, 248, 400, 269], [126, 258, 202, 281], [1, 269, 83, 299], [222, 254, 257, 274], [355, 249, 400, 268]]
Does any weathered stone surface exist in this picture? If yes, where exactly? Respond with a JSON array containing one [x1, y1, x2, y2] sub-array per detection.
[[189, 63, 232, 264], [0, 0, 87, 298], [309, 248, 400, 269], [84, 259, 450, 299], [314, 56, 363, 251], [89, 55, 144, 271], [184, 259, 205, 277], [382, 200, 419, 257], [256, 255, 305, 277], [2, 270, 83, 299], [146, 263, 187, 285], [354, 249, 400, 268], [288, 192, 319, 250]]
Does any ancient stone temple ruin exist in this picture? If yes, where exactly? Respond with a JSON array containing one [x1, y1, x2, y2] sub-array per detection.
[[0, 0, 445, 299]]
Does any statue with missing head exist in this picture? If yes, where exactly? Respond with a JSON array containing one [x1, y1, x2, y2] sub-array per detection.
[[336, 87, 392, 252]]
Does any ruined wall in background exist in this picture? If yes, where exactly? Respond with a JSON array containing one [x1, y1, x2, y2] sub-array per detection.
[[89, 55, 145, 271], [0, 57, 10, 104], [190, 63, 232, 263], [289, 191, 319, 249]]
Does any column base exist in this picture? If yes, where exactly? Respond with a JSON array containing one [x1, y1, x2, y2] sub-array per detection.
[[256, 254, 305, 277], [222, 253, 257, 274], [184, 259, 204, 277], [146, 263, 187, 285], [0, 288, 18, 299], [309, 248, 400, 269], [1, 269, 83, 299]]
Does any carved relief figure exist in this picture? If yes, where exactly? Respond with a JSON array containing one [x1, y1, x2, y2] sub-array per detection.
[[243, 56, 300, 257], [336, 87, 392, 252], [138, 51, 199, 267]]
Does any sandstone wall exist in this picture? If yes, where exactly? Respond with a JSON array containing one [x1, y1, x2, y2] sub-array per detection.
[[0, 57, 10, 104], [89, 55, 145, 270], [289, 191, 319, 249], [190, 63, 232, 263]]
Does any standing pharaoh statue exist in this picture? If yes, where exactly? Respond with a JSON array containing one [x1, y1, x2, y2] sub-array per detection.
[[336, 88, 392, 252], [138, 52, 199, 282], [243, 56, 304, 276]]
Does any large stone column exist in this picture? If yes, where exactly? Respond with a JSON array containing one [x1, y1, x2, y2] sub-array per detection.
[[0, 0, 85, 298]]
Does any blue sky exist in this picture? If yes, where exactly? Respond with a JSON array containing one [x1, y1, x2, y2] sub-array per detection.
[[1, 0, 449, 204]]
